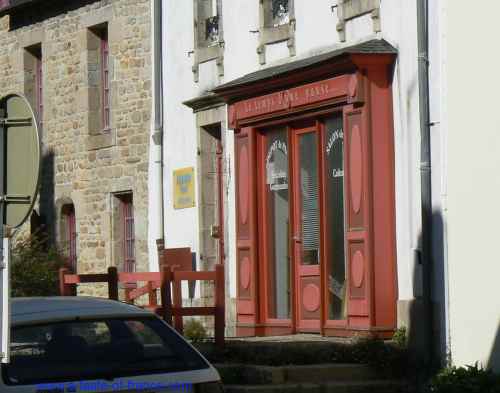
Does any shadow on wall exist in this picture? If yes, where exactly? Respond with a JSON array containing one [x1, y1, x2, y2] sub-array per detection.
[[405, 210, 448, 375], [37, 149, 55, 242], [406, 210, 500, 375], [488, 324, 500, 373], [9, 0, 100, 30], [430, 210, 448, 367]]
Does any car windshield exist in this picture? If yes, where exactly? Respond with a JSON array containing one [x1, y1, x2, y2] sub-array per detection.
[[3, 317, 209, 385]]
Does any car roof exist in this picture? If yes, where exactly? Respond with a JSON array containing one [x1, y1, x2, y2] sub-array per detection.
[[11, 297, 153, 326]]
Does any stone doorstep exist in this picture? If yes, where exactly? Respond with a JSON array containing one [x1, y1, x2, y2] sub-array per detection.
[[215, 363, 379, 385], [224, 380, 412, 393]]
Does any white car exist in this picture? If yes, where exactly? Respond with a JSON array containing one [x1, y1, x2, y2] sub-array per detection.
[[2, 297, 223, 392]]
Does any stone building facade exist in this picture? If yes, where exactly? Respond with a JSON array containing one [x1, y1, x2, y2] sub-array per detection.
[[0, 0, 152, 294], [162, 0, 423, 340]]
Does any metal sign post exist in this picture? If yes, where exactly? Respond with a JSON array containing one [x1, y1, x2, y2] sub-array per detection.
[[0, 238, 9, 364], [0, 94, 41, 364], [0, 104, 7, 364]]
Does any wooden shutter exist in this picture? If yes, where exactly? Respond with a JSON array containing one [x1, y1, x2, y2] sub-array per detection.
[[343, 105, 373, 328], [235, 127, 259, 332]]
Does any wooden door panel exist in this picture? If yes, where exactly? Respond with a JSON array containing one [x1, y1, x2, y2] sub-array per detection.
[[344, 107, 372, 326], [293, 127, 321, 332], [235, 127, 259, 330]]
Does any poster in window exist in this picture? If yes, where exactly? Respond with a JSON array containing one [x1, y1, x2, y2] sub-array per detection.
[[173, 167, 196, 209]]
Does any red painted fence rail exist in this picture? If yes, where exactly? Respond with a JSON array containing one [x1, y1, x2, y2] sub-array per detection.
[[58, 264, 225, 347]]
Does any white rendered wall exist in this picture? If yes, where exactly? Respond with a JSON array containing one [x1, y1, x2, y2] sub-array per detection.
[[428, 0, 450, 364], [148, 0, 161, 272], [162, 0, 200, 255], [380, 0, 421, 303], [445, 0, 500, 372]]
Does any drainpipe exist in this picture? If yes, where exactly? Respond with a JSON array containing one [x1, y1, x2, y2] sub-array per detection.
[[153, 0, 164, 252], [417, 0, 434, 373]]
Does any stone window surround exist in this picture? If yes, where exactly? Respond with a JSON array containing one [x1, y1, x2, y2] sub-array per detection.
[[80, 6, 117, 151], [111, 189, 136, 275], [257, 0, 296, 65], [194, 104, 226, 276], [192, 0, 224, 82], [55, 196, 78, 271], [336, 0, 381, 42], [18, 28, 45, 138]]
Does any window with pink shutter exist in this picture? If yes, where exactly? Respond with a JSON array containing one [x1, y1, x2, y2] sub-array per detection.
[[61, 204, 77, 271], [35, 52, 43, 130], [24, 44, 42, 131], [101, 29, 110, 131], [120, 194, 135, 273]]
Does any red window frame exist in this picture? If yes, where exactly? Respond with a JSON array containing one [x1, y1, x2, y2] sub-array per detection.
[[101, 29, 110, 131], [121, 195, 135, 273], [63, 205, 77, 271], [35, 53, 43, 130]]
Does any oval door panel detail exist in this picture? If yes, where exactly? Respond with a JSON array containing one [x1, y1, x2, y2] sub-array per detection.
[[302, 283, 321, 312], [238, 145, 250, 225], [349, 125, 363, 214], [351, 250, 365, 288], [240, 256, 251, 290]]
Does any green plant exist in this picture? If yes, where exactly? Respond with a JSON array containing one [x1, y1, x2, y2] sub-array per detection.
[[430, 363, 500, 393], [184, 318, 208, 342], [393, 326, 407, 347], [10, 232, 67, 297], [349, 335, 409, 378]]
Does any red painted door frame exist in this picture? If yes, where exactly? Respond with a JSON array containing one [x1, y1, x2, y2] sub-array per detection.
[[291, 125, 321, 332], [256, 126, 293, 334], [230, 53, 397, 338]]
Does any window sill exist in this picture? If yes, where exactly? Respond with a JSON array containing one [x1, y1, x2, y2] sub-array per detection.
[[86, 129, 116, 151], [257, 22, 295, 64], [193, 42, 224, 82], [196, 44, 222, 65], [260, 23, 293, 45]]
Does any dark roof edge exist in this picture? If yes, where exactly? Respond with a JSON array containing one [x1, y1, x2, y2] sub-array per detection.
[[0, 0, 40, 16], [183, 92, 226, 113], [213, 39, 397, 95]]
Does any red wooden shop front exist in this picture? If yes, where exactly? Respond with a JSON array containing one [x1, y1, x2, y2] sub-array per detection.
[[216, 40, 398, 337]]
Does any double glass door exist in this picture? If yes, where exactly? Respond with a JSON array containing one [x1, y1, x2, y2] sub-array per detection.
[[261, 116, 346, 332]]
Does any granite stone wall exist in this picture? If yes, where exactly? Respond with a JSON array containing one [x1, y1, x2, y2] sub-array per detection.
[[0, 0, 152, 297]]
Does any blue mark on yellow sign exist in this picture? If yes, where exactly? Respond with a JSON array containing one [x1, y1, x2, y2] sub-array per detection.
[[173, 167, 195, 209]]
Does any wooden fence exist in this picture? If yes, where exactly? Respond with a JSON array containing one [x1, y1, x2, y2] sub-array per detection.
[[58, 264, 225, 347]]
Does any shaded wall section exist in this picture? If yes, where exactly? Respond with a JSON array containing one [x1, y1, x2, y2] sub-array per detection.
[[38, 149, 55, 242]]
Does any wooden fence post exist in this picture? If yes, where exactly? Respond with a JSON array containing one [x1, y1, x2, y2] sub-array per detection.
[[59, 267, 71, 296], [156, 239, 165, 269], [124, 288, 133, 304], [107, 266, 119, 301], [172, 267, 183, 334], [147, 282, 158, 306], [214, 264, 225, 348], [161, 264, 173, 325]]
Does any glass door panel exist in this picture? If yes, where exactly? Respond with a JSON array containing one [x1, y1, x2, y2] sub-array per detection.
[[264, 127, 290, 319], [325, 115, 347, 320], [293, 128, 321, 331], [299, 133, 320, 266]]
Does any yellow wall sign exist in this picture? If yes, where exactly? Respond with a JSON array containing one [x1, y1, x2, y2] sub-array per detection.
[[173, 167, 195, 209]]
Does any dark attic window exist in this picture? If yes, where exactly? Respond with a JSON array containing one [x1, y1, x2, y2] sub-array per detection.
[[197, 0, 220, 48], [271, 0, 289, 27], [205, 15, 219, 46]]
